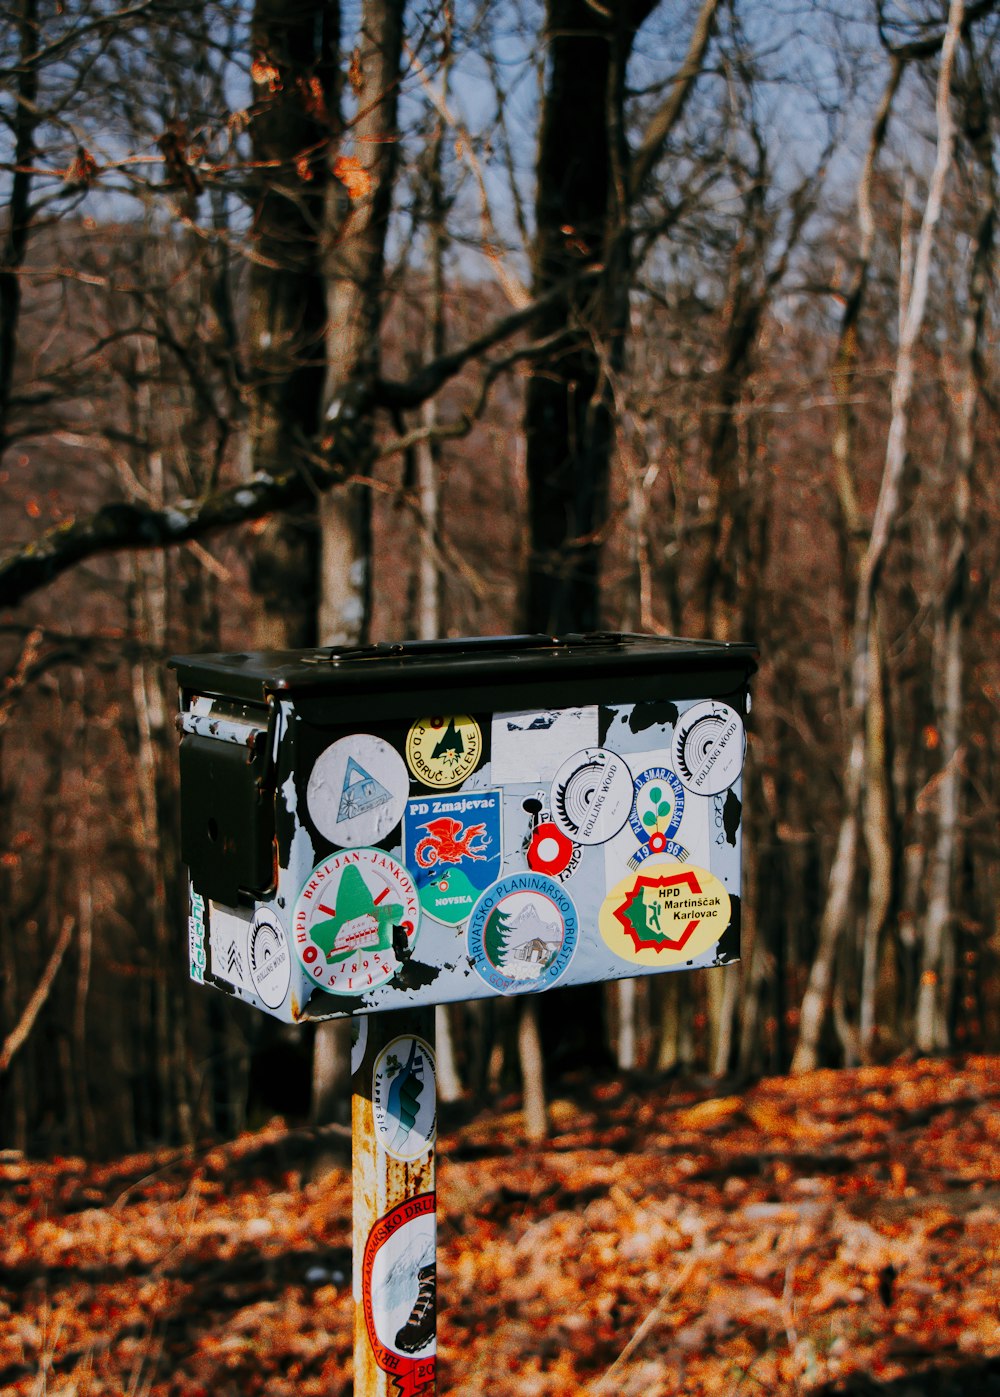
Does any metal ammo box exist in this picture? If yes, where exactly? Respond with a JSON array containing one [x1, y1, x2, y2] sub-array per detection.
[[170, 633, 757, 1023]]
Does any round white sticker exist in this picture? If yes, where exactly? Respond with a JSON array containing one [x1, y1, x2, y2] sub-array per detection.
[[550, 748, 634, 845], [372, 1035, 437, 1161], [307, 735, 409, 848], [247, 908, 291, 1009], [671, 700, 745, 796]]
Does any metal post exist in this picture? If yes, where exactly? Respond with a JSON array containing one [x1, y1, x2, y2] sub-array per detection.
[[352, 1007, 437, 1397]]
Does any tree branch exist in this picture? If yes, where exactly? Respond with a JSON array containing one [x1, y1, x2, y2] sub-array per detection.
[[0, 916, 74, 1075]]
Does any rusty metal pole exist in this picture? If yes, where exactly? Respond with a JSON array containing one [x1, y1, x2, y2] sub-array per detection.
[[352, 1007, 437, 1397]]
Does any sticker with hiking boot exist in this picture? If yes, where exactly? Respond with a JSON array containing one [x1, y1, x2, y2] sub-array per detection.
[[671, 700, 745, 796], [550, 747, 634, 845], [406, 714, 482, 788], [307, 734, 409, 847], [373, 1035, 437, 1161], [403, 789, 502, 926], [599, 861, 731, 966], [467, 871, 579, 994], [363, 1193, 436, 1393], [293, 848, 420, 995]]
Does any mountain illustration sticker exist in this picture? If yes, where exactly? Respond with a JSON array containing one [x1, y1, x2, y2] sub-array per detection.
[[293, 848, 420, 996], [306, 734, 409, 847], [466, 872, 579, 995]]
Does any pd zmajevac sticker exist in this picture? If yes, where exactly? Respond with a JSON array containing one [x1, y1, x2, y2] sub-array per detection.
[[599, 861, 731, 966]]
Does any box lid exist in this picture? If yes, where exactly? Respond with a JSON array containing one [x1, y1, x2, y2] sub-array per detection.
[[170, 632, 758, 705]]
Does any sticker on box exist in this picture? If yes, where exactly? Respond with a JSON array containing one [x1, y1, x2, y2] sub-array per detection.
[[209, 902, 251, 990], [550, 747, 633, 845], [599, 862, 731, 966], [406, 715, 482, 788], [672, 701, 745, 796], [467, 872, 579, 994], [491, 706, 599, 784], [247, 908, 291, 1009], [307, 734, 409, 848], [403, 789, 502, 926], [293, 848, 420, 996]]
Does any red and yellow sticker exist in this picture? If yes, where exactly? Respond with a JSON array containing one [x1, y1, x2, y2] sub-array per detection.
[[599, 861, 731, 966]]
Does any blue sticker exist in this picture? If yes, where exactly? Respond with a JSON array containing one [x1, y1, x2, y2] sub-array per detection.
[[629, 767, 685, 858], [467, 872, 579, 995], [403, 789, 503, 927]]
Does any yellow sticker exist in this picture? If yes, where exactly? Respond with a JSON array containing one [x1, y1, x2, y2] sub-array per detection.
[[406, 714, 482, 788], [599, 861, 731, 966]]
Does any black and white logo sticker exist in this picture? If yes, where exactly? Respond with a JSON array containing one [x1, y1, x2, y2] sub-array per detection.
[[671, 700, 745, 796], [550, 748, 634, 845], [248, 908, 291, 1009]]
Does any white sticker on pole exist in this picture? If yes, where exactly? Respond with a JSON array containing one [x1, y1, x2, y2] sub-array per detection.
[[373, 1035, 437, 1161], [671, 700, 745, 796], [306, 734, 409, 847]]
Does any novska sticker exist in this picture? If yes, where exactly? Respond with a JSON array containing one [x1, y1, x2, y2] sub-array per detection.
[[406, 715, 481, 789], [293, 848, 420, 996], [550, 748, 634, 845], [306, 734, 409, 848], [362, 1193, 436, 1393], [403, 789, 502, 927], [671, 700, 745, 796], [599, 861, 731, 966], [467, 872, 579, 994], [247, 907, 291, 1009], [373, 1035, 437, 1161]]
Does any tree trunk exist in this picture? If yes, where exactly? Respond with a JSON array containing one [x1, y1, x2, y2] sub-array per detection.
[[917, 84, 994, 1049], [318, 0, 405, 644]]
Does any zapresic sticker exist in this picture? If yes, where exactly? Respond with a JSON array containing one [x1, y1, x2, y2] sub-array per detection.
[[247, 908, 291, 1009], [467, 872, 578, 994], [550, 748, 634, 845], [406, 715, 481, 788], [599, 861, 731, 966], [293, 848, 420, 996], [671, 701, 745, 796], [373, 1035, 437, 1161], [306, 735, 409, 848]]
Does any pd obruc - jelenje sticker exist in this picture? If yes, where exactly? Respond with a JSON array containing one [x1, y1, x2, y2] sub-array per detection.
[[406, 714, 482, 789]]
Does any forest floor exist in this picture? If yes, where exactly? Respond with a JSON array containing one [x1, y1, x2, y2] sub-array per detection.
[[1, 1054, 998, 1396]]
